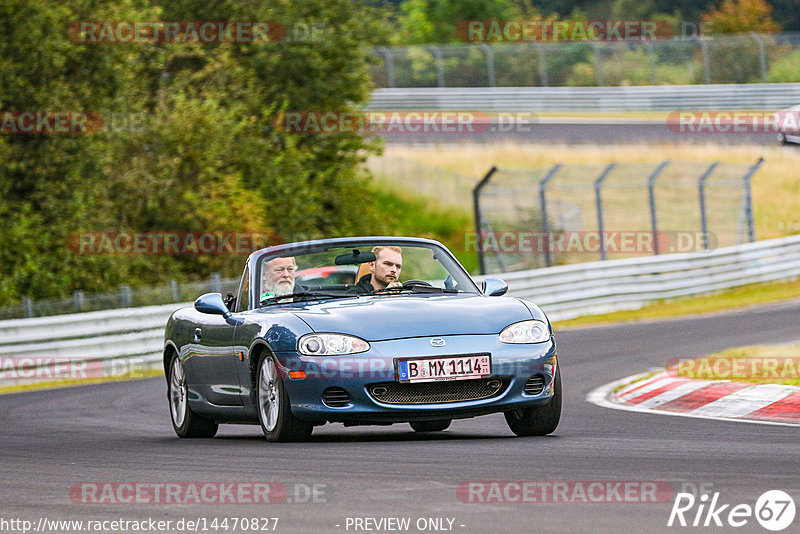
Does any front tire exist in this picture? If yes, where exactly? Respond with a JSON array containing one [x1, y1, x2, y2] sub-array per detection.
[[410, 420, 451, 432], [505, 367, 562, 436], [256, 355, 313, 442], [168, 354, 218, 438]]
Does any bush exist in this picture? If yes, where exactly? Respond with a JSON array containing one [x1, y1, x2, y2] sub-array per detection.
[[767, 49, 800, 82]]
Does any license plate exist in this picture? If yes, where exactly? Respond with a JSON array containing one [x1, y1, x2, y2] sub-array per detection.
[[396, 354, 491, 383]]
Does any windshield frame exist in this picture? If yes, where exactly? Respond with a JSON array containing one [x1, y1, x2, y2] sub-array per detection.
[[248, 237, 480, 308]]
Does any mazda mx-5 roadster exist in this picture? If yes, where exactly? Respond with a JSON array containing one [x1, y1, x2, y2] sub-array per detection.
[[164, 236, 560, 441]]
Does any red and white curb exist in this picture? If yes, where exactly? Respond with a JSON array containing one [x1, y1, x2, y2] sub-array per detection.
[[587, 371, 800, 426]]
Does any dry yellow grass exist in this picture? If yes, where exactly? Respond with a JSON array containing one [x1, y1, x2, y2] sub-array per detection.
[[382, 143, 800, 241]]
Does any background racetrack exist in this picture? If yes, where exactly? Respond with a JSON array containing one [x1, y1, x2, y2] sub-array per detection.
[[2, 300, 799, 533]]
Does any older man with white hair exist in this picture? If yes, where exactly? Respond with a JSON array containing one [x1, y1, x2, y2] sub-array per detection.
[[261, 256, 297, 299]]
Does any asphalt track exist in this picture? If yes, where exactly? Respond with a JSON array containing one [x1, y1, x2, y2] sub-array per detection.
[[2, 300, 799, 533], [380, 120, 785, 144]]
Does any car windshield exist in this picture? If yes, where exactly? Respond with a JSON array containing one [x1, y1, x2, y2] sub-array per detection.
[[255, 241, 477, 306]]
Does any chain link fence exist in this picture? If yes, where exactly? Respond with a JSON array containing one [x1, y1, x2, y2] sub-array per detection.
[[370, 33, 800, 88], [473, 160, 762, 274]]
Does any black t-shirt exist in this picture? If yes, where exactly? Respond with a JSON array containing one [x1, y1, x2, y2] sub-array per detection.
[[353, 274, 374, 294]]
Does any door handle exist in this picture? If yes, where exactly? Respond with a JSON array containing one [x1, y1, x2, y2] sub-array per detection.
[[193, 328, 202, 342]]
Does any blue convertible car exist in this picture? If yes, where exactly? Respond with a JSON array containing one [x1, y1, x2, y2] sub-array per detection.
[[164, 237, 560, 441]]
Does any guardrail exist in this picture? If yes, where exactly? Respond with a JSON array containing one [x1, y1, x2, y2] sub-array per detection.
[[367, 84, 800, 111], [489, 234, 800, 320], [0, 303, 186, 389], [2, 234, 800, 389]]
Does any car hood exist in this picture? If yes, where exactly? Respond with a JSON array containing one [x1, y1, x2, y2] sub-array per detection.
[[263, 293, 534, 341]]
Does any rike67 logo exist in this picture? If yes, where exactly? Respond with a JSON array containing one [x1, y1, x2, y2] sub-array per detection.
[[668, 490, 796, 531]]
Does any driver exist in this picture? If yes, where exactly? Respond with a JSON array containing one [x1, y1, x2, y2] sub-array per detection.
[[261, 256, 297, 299], [353, 246, 403, 294]]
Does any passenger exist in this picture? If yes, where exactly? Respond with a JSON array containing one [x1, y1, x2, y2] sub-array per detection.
[[353, 246, 403, 294], [261, 256, 297, 299]]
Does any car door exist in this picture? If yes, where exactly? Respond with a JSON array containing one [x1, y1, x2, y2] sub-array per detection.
[[182, 265, 248, 406]]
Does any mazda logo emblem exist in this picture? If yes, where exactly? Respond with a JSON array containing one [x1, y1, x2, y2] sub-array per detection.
[[430, 338, 446, 347]]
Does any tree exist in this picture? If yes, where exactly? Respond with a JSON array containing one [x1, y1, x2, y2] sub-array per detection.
[[701, 0, 781, 33]]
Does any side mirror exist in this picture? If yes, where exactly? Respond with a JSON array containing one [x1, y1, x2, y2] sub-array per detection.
[[194, 292, 232, 318], [482, 278, 508, 297]]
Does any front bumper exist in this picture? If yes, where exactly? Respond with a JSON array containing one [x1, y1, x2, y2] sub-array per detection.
[[274, 334, 557, 424]]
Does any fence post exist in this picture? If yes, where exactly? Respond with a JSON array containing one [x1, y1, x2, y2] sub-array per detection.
[[539, 164, 562, 267], [699, 39, 711, 84], [594, 163, 617, 260], [22, 296, 34, 318], [742, 157, 764, 243], [428, 45, 446, 87], [591, 43, 604, 86], [473, 166, 498, 275], [73, 290, 85, 312], [697, 162, 720, 251], [211, 273, 222, 294], [478, 43, 496, 87], [120, 285, 132, 307], [750, 32, 767, 82], [645, 42, 657, 85], [169, 280, 180, 302], [534, 43, 548, 86], [647, 161, 669, 254], [375, 46, 396, 88]]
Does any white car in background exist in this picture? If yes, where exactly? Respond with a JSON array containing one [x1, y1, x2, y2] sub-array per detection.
[[777, 105, 800, 145]]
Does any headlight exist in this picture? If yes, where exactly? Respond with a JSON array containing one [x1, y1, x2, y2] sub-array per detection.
[[499, 320, 550, 344], [298, 333, 370, 355]]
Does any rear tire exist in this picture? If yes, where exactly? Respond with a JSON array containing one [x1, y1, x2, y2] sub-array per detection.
[[256, 355, 313, 442], [505, 367, 561, 436], [410, 419, 451, 432], [168, 354, 218, 438]]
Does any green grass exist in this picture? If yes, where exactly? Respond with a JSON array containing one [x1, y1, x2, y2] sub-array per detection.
[[553, 278, 800, 329]]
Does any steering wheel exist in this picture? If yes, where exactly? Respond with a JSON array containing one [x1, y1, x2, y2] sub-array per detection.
[[402, 279, 433, 288]]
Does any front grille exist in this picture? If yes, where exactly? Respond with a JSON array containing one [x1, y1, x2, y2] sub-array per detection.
[[368, 378, 505, 405], [523, 375, 545, 395], [321, 387, 351, 407]]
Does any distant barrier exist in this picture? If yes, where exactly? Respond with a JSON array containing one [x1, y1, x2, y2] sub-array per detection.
[[367, 83, 800, 112]]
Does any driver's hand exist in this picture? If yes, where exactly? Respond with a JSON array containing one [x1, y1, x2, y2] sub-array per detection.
[[386, 281, 403, 289]]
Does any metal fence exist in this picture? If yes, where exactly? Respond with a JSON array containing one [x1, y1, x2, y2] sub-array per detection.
[[473, 159, 763, 274], [370, 33, 800, 88], [0, 274, 239, 320]]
